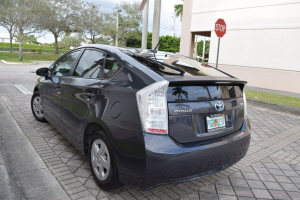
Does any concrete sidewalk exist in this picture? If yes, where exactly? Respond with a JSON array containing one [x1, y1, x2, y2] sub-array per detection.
[[0, 96, 69, 200], [217, 64, 300, 94]]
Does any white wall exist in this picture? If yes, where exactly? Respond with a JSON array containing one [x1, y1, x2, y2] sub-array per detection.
[[188, 0, 300, 71]]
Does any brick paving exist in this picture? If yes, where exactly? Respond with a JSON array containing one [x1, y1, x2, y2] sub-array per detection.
[[1, 93, 300, 200]]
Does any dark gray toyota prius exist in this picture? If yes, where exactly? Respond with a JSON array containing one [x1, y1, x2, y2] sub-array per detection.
[[31, 44, 251, 190]]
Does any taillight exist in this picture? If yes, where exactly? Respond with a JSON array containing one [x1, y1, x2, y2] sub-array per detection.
[[243, 90, 248, 119], [136, 80, 169, 134]]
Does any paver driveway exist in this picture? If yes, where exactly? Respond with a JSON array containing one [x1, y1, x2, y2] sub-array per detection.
[[1, 92, 300, 200]]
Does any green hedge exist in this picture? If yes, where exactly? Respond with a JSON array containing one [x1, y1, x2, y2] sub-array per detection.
[[0, 47, 70, 54], [0, 42, 54, 49], [0, 52, 62, 62]]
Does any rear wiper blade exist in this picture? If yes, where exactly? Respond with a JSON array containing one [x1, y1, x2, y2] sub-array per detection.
[[133, 55, 185, 75]]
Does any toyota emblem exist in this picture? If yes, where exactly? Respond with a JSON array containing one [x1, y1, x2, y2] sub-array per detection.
[[215, 101, 224, 111]]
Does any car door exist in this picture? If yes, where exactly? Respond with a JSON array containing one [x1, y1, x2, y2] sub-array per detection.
[[60, 48, 106, 143], [41, 50, 82, 127]]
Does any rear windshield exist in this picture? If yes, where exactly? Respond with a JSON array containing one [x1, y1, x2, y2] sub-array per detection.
[[128, 53, 230, 77], [167, 85, 242, 102]]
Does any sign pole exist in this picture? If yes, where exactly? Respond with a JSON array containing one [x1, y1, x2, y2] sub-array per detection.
[[216, 37, 220, 69], [214, 18, 226, 69]]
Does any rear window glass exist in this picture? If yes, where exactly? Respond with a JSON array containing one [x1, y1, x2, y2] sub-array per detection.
[[167, 86, 242, 101], [127, 53, 230, 77], [164, 55, 229, 77]]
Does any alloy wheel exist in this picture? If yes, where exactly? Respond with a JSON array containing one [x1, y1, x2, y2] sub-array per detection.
[[91, 139, 111, 181], [32, 96, 44, 118]]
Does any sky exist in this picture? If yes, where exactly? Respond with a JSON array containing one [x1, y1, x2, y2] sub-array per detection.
[[0, 0, 183, 44]]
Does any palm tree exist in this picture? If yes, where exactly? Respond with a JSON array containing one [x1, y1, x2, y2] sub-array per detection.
[[174, 1, 183, 21], [140, 0, 161, 49], [172, 86, 188, 99]]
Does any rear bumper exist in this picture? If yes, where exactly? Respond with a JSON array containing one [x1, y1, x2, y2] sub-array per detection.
[[141, 119, 251, 190]]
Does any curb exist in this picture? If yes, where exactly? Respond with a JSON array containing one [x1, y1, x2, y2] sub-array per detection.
[[0, 146, 19, 200], [1, 60, 53, 65], [247, 98, 300, 116], [1, 60, 35, 65]]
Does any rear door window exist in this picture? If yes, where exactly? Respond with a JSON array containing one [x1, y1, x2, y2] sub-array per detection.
[[103, 55, 121, 79], [73, 49, 105, 78]]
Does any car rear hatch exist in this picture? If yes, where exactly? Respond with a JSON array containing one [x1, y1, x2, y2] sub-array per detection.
[[128, 52, 248, 143], [165, 76, 247, 143]]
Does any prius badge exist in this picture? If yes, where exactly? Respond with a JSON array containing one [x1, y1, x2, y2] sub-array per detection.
[[174, 109, 193, 113], [215, 101, 224, 111]]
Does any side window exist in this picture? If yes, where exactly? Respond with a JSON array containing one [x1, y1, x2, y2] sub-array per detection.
[[52, 51, 80, 76], [73, 50, 105, 78], [103, 55, 121, 79]]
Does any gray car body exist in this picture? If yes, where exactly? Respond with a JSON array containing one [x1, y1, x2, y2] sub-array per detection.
[[33, 44, 251, 190]]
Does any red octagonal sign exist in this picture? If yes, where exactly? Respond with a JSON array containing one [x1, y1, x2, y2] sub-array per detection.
[[215, 19, 226, 38]]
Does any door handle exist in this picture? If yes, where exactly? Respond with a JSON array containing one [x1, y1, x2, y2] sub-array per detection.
[[56, 86, 62, 93], [84, 92, 95, 99], [86, 93, 95, 97]]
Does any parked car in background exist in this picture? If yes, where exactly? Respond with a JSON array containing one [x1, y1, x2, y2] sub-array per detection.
[[31, 45, 251, 190]]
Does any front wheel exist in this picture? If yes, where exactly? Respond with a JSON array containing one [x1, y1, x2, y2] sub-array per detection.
[[31, 91, 47, 122], [89, 133, 123, 190]]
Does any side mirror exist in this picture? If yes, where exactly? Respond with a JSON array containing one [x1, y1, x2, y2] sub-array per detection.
[[36, 68, 49, 76]]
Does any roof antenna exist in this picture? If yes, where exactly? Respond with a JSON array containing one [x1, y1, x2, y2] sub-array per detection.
[[150, 39, 162, 60]]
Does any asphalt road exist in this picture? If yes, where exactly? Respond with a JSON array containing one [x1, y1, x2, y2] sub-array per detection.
[[0, 61, 52, 95]]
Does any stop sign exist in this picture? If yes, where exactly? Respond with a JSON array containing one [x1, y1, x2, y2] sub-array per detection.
[[215, 19, 226, 37]]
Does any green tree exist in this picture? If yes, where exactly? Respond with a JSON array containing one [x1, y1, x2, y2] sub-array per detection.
[[158, 35, 180, 53], [15, 34, 40, 44], [12, 0, 44, 61], [79, 3, 108, 44], [106, 1, 142, 47], [197, 40, 210, 59], [174, 1, 183, 21], [58, 34, 85, 49], [40, 0, 82, 54], [0, 0, 16, 52], [127, 33, 180, 53]]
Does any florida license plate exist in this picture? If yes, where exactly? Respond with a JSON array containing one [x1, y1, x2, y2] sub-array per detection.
[[206, 114, 226, 131]]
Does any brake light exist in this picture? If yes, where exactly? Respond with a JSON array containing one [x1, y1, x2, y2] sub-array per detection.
[[201, 64, 211, 68], [243, 90, 248, 119], [136, 80, 169, 134]]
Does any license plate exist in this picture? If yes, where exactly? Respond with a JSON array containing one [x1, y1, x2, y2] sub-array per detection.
[[206, 114, 226, 131]]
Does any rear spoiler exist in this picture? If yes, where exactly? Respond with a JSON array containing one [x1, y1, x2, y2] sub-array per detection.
[[163, 76, 247, 91]]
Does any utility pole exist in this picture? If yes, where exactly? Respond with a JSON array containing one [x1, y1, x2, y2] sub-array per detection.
[[141, 0, 149, 49], [115, 9, 122, 46], [152, 0, 161, 49], [202, 37, 206, 62], [172, 14, 176, 37], [194, 35, 198, 59]]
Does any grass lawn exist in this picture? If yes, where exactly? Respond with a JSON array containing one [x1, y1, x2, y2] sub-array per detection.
[[0, 52, 62, 63], [246, 90, 300, 108]]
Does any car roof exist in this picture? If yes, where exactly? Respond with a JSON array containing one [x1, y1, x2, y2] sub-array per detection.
[[78, 44, 176, 58]]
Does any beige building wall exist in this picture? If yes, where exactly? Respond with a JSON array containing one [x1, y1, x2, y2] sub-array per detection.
[[180, 0, 300, 71]]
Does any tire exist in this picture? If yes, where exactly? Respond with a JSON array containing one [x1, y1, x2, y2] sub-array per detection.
[[31, 91, 47, 122], [89, 132, 123, 190]]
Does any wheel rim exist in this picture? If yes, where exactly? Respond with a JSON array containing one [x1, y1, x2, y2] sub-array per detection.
[[91, 139, 111, 181], [32, 96, 44, 118]]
